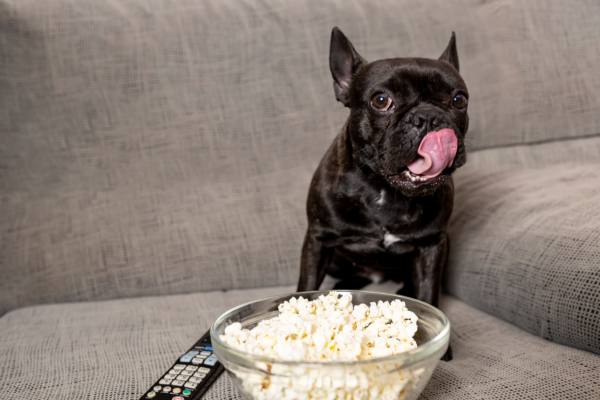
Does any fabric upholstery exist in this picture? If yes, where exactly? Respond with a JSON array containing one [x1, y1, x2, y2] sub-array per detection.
[[3, 0, 600, 313], [460, 135, 600, 172], [1, 288, 598, 399], [0, 285, 295, 400], [0, 164, 310, 315], [447, 157, 600, 354], [423, 297, 600, 400]]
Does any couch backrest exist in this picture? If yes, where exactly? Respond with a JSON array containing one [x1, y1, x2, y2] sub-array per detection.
[[2, 0, 600, 314]]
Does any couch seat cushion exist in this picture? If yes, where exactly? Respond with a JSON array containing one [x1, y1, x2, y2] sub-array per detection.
[[0, 285, 294, 400], [1, 288, 598, 399], [448, 160, 600, 354], [422, 297, 600, 400]]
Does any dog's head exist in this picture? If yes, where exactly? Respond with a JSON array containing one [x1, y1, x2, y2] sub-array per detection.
[[330, 27, 469, 196]]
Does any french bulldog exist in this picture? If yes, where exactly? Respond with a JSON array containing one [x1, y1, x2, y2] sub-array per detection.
[[296, 28, 469, 360]]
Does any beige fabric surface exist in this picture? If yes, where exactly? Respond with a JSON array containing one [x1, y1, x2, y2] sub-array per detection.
[[0, 165, 310, 315], [422, 297, 600, 400], [3, 0, 600, 313], [462, 135, 600, 172], [0, 285, 295, 400], [448, 159, 600, 354], [1, 287, 598, 399]]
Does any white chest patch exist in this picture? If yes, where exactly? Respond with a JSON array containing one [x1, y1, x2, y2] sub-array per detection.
[[383, 232, 403, 248], [375, 190, 386, 206]]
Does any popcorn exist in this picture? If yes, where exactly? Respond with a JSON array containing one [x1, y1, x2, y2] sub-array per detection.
[[220, 291, 421, 399]]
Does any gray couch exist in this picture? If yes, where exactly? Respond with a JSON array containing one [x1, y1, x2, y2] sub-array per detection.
[[1, 0, 599, 399]]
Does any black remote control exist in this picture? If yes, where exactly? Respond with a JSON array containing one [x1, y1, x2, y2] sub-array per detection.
[[140, 329, 224, 400]]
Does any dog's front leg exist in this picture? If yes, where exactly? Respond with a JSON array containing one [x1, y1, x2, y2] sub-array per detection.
[[413, 233, 453, 361], [297, 229, 332, 292], [413, 233, 448, 307]]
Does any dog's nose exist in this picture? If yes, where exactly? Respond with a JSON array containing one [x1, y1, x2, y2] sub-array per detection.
[[412, 114, 425, 128], [406, 112, 444, 131]]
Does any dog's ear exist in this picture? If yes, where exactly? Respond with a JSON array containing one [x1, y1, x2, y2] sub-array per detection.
[[329, 27, 366, 106], [439, 32, 459, 72]]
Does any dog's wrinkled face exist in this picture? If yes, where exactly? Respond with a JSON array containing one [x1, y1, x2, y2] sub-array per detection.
[[330, 28, 469, 196]]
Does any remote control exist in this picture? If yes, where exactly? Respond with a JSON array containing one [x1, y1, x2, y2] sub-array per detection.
[[140, 329, 224, 400]]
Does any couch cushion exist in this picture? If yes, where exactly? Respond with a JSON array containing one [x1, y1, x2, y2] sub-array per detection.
[[458, 135, 600, 172], [422, 297, 600, 400], [3, 0, 600, 313], [1, 289, 598, 399], [448, 155, 600, 354], [0, 285, 295, 400], [0, 165, 310, 316]]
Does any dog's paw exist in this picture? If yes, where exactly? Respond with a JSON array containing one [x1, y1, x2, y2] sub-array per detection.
[[441, 345, 453, 361]]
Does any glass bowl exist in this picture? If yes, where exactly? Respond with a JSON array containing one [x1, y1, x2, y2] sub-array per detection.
[[211, 290, 449, 400]]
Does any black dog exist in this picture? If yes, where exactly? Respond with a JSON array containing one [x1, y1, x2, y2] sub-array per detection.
[[297, 28, 469, 359]]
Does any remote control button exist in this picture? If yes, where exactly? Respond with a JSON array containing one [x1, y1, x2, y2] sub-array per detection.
[[179, 370, 192, 376], [173, 397, 184, 400], [200, 351, 211, 356], [173, 364, 185, 370], [172, 379, 185, 387], [198, 367, 210, 374], [185, 365, 198, 372], [193, 371, 206, 378], [191, 358, 203, 365], [184, 381, 198, 389], [204, 356, 218, 366], [180, 350, 199, 363], [188, 376, 201, 384], [152, 386, 162, 392], [165, 373, 177, 380], [182, 389, 192, 396], [172, 388, 182, 394], [158, 379, 171, 385], [146, 392, 156, 399], [162, 386, 172, 392]]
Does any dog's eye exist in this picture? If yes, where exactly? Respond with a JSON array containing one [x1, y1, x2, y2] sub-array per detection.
[[451, 93, 468, 110], [370, 93, 394, 112]]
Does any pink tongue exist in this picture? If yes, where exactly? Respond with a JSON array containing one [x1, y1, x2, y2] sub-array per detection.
[[407, 129, 458, 178]]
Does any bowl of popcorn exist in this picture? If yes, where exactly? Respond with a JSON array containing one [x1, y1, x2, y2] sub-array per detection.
[[211, 290, 449, 400]]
